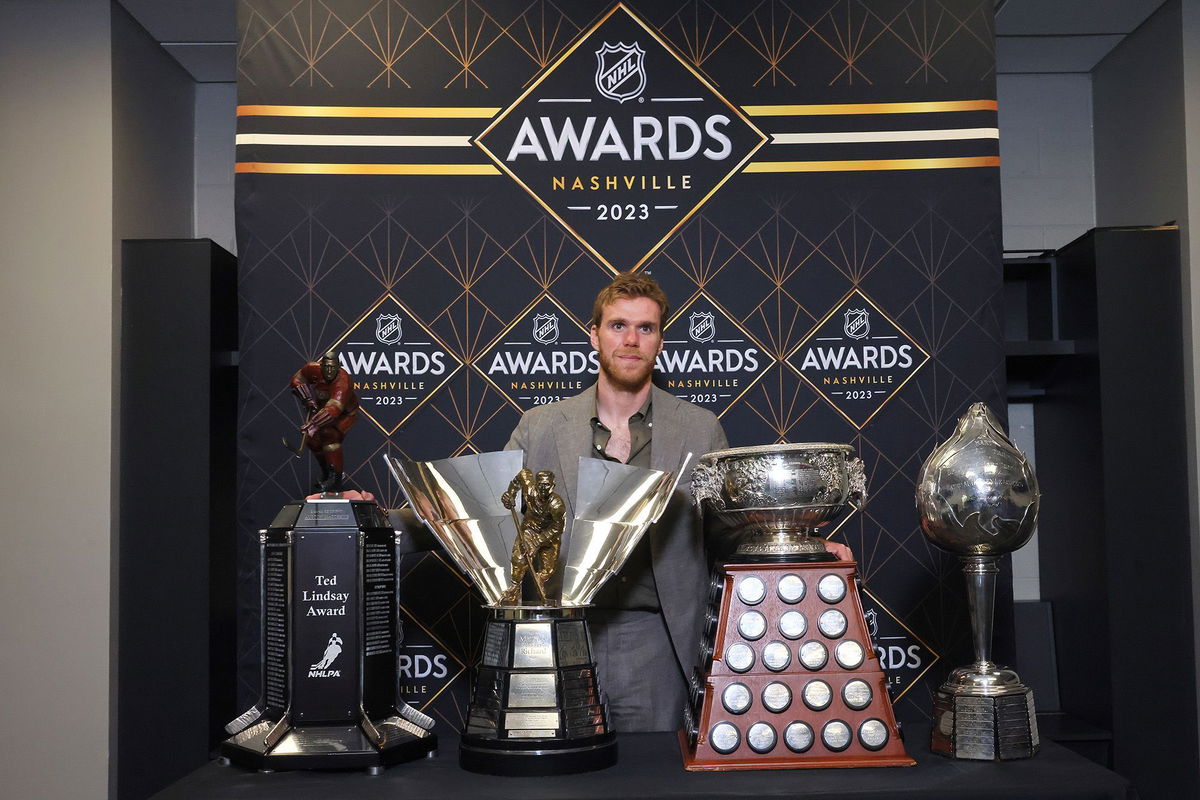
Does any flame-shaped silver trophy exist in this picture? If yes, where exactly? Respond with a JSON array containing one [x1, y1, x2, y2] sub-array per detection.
[[917, 403, 1041, 760], [385, 449, 681, 775]]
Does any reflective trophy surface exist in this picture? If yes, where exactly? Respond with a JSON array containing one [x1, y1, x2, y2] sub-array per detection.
[[692, 443, 866, 562], [682, 443, 913, 770], [917, 403, 1041, 760], [385, 450, 679, 775]]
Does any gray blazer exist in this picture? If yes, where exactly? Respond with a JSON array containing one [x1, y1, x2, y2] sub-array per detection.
[[505, 384, 728, 676]]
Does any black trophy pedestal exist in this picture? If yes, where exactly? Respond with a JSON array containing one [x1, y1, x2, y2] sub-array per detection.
[[461, 605, 617, 776], [221, 496, 437, 772]]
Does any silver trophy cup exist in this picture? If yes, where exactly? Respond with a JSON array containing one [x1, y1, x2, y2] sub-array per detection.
[[385, 450, 681, 775], [916, 403, 1041, 760], [691, 443, 866, 562]]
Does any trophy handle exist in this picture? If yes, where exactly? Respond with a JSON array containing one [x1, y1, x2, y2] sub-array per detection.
[[846, 457, 867, 510]]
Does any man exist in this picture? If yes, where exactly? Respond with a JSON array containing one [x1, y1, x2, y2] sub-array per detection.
[[505, 272, 726, 731], [290, 350, 359, 492]]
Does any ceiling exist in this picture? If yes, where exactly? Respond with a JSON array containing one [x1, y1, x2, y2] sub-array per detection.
[[117, 0, 1169, 83]]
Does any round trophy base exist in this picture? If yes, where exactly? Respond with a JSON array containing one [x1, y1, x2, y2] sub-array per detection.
[[733, 534, 835, 563], [937, 662, 1032, 697], [459, 732, 617, 776]]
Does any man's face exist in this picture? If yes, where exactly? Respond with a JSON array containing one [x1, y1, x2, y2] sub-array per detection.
[[320, 358, 338, 383], [589, 296, 663, 392], [535, 473, 554, 497]]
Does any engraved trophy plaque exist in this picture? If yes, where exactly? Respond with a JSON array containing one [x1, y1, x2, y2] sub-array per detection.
[[220, 497, 437, 772], [386, 450, 680, 775], [917, 402, 1041, 760], [682, 443, 913, 770]]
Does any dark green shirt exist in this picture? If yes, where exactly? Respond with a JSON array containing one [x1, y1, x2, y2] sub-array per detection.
[[589, 397, 659, 611]]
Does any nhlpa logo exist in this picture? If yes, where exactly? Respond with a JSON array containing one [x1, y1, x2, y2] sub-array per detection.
[[376, 313, 403, 345], [532, 313, 559, 345], [844, 308, 870, 340], [595, 42, 646, 103], [689, 311, 716, 343], [308, 632, 343, 678]]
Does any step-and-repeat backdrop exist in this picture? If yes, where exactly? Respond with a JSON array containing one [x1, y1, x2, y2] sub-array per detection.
[[235, 0, 1004, 726]]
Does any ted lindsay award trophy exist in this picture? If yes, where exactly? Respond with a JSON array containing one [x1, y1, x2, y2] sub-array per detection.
[[219, 354, 436, 772], [682, 444, 913, 770], [386, 449, 680, 775], [917, 402, 1041, 760]]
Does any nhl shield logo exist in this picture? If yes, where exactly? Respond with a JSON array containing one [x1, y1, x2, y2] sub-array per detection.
[[376, 313, 403, 345], [532, 313, 559, 345], [594, 42, 646, 103], [844, 308, 870, 340], [689, 311, 716, 343]]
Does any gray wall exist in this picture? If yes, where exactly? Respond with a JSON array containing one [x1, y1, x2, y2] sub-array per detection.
[[195, 82, 235, 255], [0, 1, 114, 797], [0, 1, 197, 796]]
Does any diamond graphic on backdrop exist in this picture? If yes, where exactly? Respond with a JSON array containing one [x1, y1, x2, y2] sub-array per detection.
[[476, 294, 596, 412], [859, 588, 939, 702], [655, 294, 771, 417], [787, 289, 929, 429], [332, 295, 462, 435], [474, 4, 767, 272]]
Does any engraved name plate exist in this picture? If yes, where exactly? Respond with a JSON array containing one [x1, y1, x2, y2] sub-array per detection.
[[803, 679, 833, 711], [512, 622, 555, 668], [822, 720, 852, 751], [722, 682, 752, 714], [556, 620, 591, 666], [842, 679, 873, 710], [505, 710, 561, 730], [817, 574, 847, 604], [710, 722, 740, 754], [779, 610, 807, 640], [784, 721, 814, 753], [738, 610, 767, 641], [507, 673, 558, 708], [799, 640, 829, 670], [818, 609, 847, 639], [762, 640, 792, 672], [761, 681, 792, 713], [725, 642, 755, 673], [747, 722, 777, 754], [834, 640, 865, 670], [777, 573, 806, 603], [859, 718, 889, 750], [736, 576, 767, 605], [482, 622, 511, 667]]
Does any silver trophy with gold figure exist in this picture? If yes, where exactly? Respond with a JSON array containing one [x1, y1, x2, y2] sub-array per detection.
[[385, 450, 680, 775], [917, 403, 1041, 760]]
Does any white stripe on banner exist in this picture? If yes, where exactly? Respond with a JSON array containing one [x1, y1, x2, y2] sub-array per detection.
[[770, 127, 999, 145], [235, 133, 473, 147]]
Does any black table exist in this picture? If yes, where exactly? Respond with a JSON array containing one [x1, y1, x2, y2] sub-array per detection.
[[153, 725, 1136, 800]]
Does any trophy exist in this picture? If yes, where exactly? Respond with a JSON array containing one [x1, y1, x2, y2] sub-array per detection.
[[681, 444, 913, 770], [385, 450, 680, 775], [917, 403, 1041, 760]]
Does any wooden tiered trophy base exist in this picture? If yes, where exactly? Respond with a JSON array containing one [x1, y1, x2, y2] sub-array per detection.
[[680, 561, 914, 770]]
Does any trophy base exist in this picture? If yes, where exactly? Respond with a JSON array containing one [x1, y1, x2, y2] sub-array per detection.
[[220, 718, 437, 772], [931, 683, 1039, 761], [734, 535, 835, 563], [460, 731, 617, 776]]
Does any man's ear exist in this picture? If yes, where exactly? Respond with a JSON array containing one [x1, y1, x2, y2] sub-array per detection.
[[589, 325, 599, 350]]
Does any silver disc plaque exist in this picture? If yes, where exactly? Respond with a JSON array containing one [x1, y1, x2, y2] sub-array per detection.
[[778, 610, 808, 640], [842, 679, 873, 710], [859, 718, 889, 750], [737, 610, 768, 641], [710, 722, 740, 754], [818, 609, 847, 639], [802, 679, 833, 711], [784, 721, 814, 753], [725, 642, 755, 673], [762, 640, 792, 672], [817, 574, 847, 604], [721, 682, 752, 715], [822, 719, 852, 751], [761, 681, 792, 713], [747, 722, 777, 754], [777, 573, 806, 603], [834, 640, 865, 670], [799, 640, 829, 670], [736, 575, 767, 605]]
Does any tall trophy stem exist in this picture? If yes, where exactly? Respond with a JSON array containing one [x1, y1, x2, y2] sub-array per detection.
[[961, 556, 998, 668]]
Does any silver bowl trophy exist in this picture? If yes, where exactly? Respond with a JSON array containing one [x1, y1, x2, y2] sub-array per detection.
[[681, 443, 913, 770], [917, 403, 1041, 760], [386, 450, 681, 775]]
